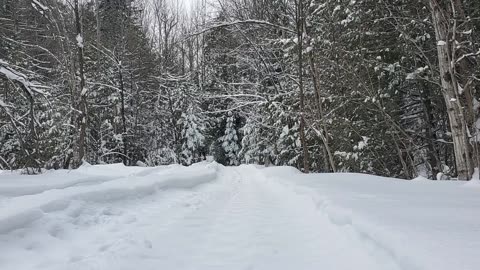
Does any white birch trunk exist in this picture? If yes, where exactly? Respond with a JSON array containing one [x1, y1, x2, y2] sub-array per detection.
[[429, 0, 473, 180]]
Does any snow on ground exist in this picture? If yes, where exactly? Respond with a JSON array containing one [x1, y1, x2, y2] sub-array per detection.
[[0, 163, 479, 270], [264, 169, 480, 270]]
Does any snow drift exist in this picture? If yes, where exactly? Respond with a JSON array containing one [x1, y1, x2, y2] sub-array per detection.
[[0, 163, 479, 270]]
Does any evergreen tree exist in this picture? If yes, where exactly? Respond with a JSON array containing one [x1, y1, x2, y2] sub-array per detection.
[[180, 109, 206, 165], [221, 112, 240, 166], [239, 118, 260, 164]]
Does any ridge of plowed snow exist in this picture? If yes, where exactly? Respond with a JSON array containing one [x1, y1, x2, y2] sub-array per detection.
[[0, 163, 218, 234]]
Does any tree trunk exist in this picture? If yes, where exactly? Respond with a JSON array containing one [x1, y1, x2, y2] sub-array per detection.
[[74, 0, 88, 168], [118, 63, 128, 165], [392, 133, 411, 179], [421, 83, 442, 179], [296, 0, 309, 173], [95, 0, 101, 44], [308, 50, 336, 172], [429, 0, 473, 180]]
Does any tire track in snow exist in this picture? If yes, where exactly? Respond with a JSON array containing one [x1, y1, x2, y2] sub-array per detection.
[[44, 164, 244, 270], [1, 164, 407, 270], [129, 165, 405, 270], [229, 165, 404, 270], [0, 164, 229, 270]]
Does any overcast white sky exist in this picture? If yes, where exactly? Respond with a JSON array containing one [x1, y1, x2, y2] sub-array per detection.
[[181, 0, 198, 12]]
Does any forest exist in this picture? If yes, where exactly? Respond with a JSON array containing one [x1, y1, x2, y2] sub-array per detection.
[[0, 0, 479, 180]]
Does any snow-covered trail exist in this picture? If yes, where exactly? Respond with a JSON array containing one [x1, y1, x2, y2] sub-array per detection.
[[0, 165, 404, 270]]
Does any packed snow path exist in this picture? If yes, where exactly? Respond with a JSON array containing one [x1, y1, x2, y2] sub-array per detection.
[[1, 163, 479, 270]]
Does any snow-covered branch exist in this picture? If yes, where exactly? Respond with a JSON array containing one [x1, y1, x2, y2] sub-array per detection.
[[0, 60, 47, 96], [187, 20, 295, 39]]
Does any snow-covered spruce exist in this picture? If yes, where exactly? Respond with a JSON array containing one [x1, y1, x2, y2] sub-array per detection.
[[221, 112, 240, 166], [180, 109, 206, 165]]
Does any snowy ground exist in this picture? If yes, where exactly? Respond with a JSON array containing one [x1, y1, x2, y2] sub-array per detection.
[[0, 163, 479, 270]]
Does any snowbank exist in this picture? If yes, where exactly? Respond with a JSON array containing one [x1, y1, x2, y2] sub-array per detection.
[[263, 167, 480, 270], [0, 163, 219, 234]]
